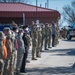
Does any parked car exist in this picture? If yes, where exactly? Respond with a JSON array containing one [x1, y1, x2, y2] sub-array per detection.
[[66, 25, 75, 40]]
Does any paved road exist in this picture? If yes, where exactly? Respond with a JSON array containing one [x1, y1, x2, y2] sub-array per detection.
[[26, 39, 75, 75]]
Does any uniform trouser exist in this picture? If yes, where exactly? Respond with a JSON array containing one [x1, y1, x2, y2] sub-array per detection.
[[36, 42, 41, 57], [20, 46, 28, 72], [3, 56, 14, 75], [32, 40, 37, 59], [48, 36, 51, 47], [44, 36, 48, 49], [9, 54, 14, 75], [55, 34, 59, 45], [52, 34, 55, 46], [16, 52, 23, 74], [0, 59, 4, 75], [41, 35, 45, 51], [13, 50, 17, 71]]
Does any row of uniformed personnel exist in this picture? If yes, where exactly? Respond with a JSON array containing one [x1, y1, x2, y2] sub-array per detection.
[[31, 22, 59, 60], [0, 23, 31, 75], [0, 21, 59, 75]]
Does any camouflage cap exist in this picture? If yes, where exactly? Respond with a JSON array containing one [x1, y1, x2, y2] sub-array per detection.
[[3, 27, 10, 32], [45, 23, 49, 25], [19, 28, 23, 33]]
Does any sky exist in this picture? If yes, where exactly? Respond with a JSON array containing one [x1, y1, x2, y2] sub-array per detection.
[[27, 0, 73, 12], [27, 0, 74, 27]]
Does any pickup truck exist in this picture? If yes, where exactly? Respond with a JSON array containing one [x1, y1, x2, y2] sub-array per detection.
[[66, 26, 75, 40]]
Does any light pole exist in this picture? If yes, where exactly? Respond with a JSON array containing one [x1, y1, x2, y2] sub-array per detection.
[[36, 0, 38, 21]]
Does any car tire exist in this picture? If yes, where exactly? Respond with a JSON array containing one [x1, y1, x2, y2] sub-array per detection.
[[67, 33, 72, 40]]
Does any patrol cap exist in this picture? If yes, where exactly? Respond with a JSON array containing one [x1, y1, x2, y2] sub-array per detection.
[[3, 27, 10, 32], [32, 21, 35, 25], [12, 27, 18, 31], [45, 23, 49, 25], [37, 25, 40, 28], [22, 25, 28, 29], [19, 25, 23, 29], [19, 29, 23, 33], [0, 31, 4, 40]]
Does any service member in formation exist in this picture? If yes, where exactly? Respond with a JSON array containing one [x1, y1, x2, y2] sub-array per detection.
[[31, 23, 38, 60], [41, 24, 45, 52], [0, 31, 5, 75], [36, 25, 42, 58], [3, 28, 13, 75]]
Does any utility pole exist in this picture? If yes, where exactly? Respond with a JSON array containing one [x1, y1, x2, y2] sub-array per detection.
[[36, 0, 38, 21], [47, 0, 49, 8], [45, 3, 47, 8]]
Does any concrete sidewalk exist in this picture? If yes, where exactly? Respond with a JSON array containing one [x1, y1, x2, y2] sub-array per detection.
[[27, 39, 75, 68], [25, 39, 75, 75]]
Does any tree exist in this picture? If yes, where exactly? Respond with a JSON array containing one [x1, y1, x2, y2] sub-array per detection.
[[0, 0, 30, 3], [63, 0, 75, 25], [72, 0, 75, 8]]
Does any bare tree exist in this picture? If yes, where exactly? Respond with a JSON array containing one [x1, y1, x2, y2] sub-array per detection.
[[63, 1, 75, 25], [72, 0, 75, 8]]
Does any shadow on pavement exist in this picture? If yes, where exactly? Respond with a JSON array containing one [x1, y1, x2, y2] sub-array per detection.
[[27, 66, 75, 75], [44, 48, 75, 56], [63, 39, 75, 42]]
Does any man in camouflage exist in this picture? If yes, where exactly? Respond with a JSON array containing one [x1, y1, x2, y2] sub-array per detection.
[[0, 31, 5, 75], [44, 23, 49, 50], [36, 25, 42, 57], [3, 28, 13, 75], [32, 23, 38, 60], [48, 23, 52, 48], [41, 24, 45, 52], [54, 25, 59, 46]]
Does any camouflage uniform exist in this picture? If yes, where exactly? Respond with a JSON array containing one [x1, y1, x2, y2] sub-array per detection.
[[36, 25, 42, 57], [32, 24, 38, 60], [11, 31, 17, 74], [48, 24, 52, 48], [41, 24, 45, 51], [3, 28, 13, 75], [16, 29, 25, 75], [0, 31, 4, 75], [26, 33, 31, 50], [44, 23, 49, 50], [55, 25, 59, 45]]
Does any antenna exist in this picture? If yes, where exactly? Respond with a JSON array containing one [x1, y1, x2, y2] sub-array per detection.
[[40, 4, 42, 7], [47, 0, 49, 8], [45, 3, 47, 8]]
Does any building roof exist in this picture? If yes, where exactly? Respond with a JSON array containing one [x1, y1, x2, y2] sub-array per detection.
[[0, 2, 60, 19], [0, 2, 57, 12]]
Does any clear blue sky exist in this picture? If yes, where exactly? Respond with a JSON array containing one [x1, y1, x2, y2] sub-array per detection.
[[28, 0, 73, 13]]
